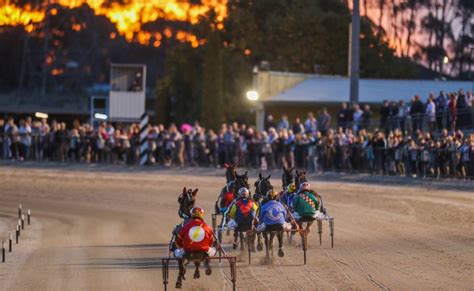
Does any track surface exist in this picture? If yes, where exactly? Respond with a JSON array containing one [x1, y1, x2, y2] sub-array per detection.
[[0, 165, 473, 290]]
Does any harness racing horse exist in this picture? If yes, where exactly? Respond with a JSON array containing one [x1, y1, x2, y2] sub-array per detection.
[[253, 173, 273, 252], [294, 169, 308, 188], [214, 170, 250, 244], [178, 187, 198, 219], [281, 166, 294, 190], [293, 170, 334, 247], [214, 164, 238, 214]]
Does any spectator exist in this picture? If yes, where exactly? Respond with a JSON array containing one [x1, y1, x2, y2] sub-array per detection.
[[337, 102, 350, 130], [465, 90, 473, 128], [352, 104, 363, 133], [292, 117, 304, 135], [304, 112, 317, 134], [318, 108, 331, 136], [426, 95, 436, 133], [398, 100, 409, 134], [435, 91, 447, 131], [448, 93, 457, 132], [361, 104, 372, 130], [265, 115, 276, 131], [410, 95, 425, 132], [457, 89, 468, 129], [388, 101, 399, 132], [379, 100, 390, 132], [277, 115, 289, 130]]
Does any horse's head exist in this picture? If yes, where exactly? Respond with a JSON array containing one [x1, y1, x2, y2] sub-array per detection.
[[294, 170, 308, 188], [178, 187, 198, 218], [224, 163, 237, 183], [234, 170, 249, 192], [254, 173, 273, 201], [282, 166, 294, 189]]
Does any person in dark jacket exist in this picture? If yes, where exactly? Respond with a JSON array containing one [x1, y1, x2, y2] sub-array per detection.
[[410, 95, 425, 132], [337, 102, 350, 130], [379, 100, 390, 132]]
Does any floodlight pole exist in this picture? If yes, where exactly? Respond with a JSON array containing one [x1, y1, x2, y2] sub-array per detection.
[[253, 66, 265, 132], [349, 0, 360, 104]]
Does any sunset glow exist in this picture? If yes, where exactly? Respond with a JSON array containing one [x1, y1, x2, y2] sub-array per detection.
[[0, 0, 228, 48]]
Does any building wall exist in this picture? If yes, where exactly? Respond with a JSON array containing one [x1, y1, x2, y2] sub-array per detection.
[[257, 71, 311, 100]]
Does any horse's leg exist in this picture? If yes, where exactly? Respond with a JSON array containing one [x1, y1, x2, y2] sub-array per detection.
[[277, 231, 284, 257], [263, 231, 270, 258], [239, 232, 245, 251], [232, 230, 238, 249], [307, 220, 314, 233], [204, 258, 212, 275], [269, 232, 275, 257], [176, 259, 185, 289], [250, 231, 256, 252], [193, 261, 200, 279], [256, 232, 263, 251]]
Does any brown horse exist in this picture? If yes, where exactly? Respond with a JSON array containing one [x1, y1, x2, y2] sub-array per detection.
[[178, 187, 198, 219]]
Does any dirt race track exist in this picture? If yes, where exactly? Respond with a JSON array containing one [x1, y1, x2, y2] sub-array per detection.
[[0, 164, 473, 291]]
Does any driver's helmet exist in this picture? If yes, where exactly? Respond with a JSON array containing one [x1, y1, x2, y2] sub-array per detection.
[[238, 187, 249, 198], [287, 182, 297, 193], [299, 182, 311, 192], [267, 190, 279, 200], [190, 206, 205, 219]]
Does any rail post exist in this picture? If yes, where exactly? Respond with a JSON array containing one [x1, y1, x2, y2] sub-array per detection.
[[247, 230, 252, 265], [230, 257, 237, 291], [16, 226, 19, 244], [2, 241, 5, 263], [329, 218, 334, 248], [9, 233, 12, 252], [162, 258, 169, 291], [318, 219, 323, 245], [303, 230, 308, 265]]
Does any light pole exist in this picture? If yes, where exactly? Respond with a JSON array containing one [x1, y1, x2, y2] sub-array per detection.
[[349, 0, 360, 104], [247, 66, 265, 131]]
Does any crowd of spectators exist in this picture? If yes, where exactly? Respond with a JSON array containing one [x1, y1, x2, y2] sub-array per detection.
[[1, 89, 473, 179]]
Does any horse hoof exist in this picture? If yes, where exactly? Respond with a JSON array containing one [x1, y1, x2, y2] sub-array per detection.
[[257, 243, 263, 252], [175, 281, 182, 289], [278, 248, 285, 257], [232, 242, 238, 250], [193, 271, 200, 279], [205, 268, 212, 275]]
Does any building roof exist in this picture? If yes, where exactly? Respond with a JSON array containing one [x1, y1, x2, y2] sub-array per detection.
[[264, 76, 473, 104]]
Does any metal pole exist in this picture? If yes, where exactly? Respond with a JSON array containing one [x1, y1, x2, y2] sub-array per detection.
[[349, 0, 360, 104], [318, 219, 323, 245], [329, 218, 335, 248]]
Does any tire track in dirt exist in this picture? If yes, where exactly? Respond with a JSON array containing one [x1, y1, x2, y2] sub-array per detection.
[[344, 246, 390, 291]]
